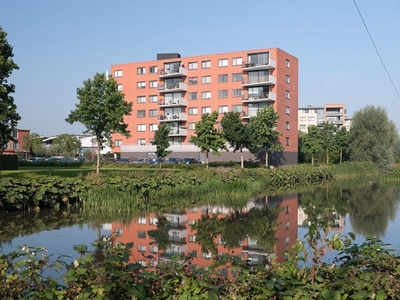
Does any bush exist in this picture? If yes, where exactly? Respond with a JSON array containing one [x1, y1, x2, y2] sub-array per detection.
[[0, 155, 18, 170]]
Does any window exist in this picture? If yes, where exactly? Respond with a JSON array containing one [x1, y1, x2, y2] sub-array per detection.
[[149, 80, 158, 88], [188, 235, 196, 242], [138, 245, 146, 252], [188, 107, 198, 115], [286, 106, 290, 115], [218, 105, 228, 114], [286, 90, 290, 99], [137, 81, 146, 89], [285, 236, 290, 245], [149, 66, 158, 73], [13, 142, 18, 149], [232, 73, 242, 82], [308, 116, 315, 121], [114, 140, 122, 147], [137, 67, 146, 75], [232, 89, 242, 98], [285, 122, 290, 130], [188, 92, 198, 100], [188, 77, 198, 85], [286, 75, 290, 84], [149, 95, 158, 103], [218, 74, 228, 83], [117, 84, 123, 91], [201, 60, 211, 69], [149, 124, 158, 131], [188, 219, 196, 225], [202, 91, 211, 99], [137, 110, 146, 118], [201, 76, 211, 84], [114, 70, 122, 77], [299, 117, 306, 121], [137, 96, 146, 103], [189, 250, 198, 258], [299, 125, 306, 129], [285, 221, 290, 229], [285, 137, 290, 146], [201, 106, 211, 114], [188, 62, 198, 70], [137, 124, 146, 132], [12, 130, 18, 138], [137, 231, 146, 238], [149, 109, 158, 117], [149, 217, 158, 225], [285, 205, 290, 214], [188, 122, 196, 130], [232, 105, 242, 113], [286, 59, 290, 68], [218, 90, 228, 99], [232, 57, 243, 66], [138, 260, 147, 266], [137, 138, 146, 145], [218, 58, 228, 67]]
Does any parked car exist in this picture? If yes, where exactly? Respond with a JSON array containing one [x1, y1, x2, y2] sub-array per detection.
[[181, 157, 200, 164], [61, 157, 73, 163], [148, 158, 163, 165], [130, 158, 147, 164], [164, 157, 181, 164], [28, 157, 46, 162], [117, 158, 130, 163]]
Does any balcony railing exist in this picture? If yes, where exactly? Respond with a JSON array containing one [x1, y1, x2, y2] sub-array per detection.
[[242, 75, 276, 87], [158, 98, 188, 107], [169, 236, 187, 244], [242, 92, 276, 103], [159, 112, 188, 122], [158, 67, 188, 78], [242, 58, 276, 71], [158, 82, 188, 93], [169, 128, 188, 136]]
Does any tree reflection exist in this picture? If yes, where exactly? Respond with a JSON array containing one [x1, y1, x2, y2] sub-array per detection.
[[347, 183, 399, 237]]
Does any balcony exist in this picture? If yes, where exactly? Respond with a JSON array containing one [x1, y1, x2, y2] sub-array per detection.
[[242, 92, 276, 103], [325, 110, 343, 117], [158, 67, 188, 78], [159, 112, 188, 122], [240, 109, 258, 120], [242, 75, 276, 87], [158, 97, 188, 107], [242, 58, 276, 71], [158, 82, 188, 93], [169, 128, 188, 137]]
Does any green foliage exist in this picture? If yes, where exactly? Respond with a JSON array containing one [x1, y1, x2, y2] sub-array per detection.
[[0, 26, 21, 154], [66, 72, 133, 174], [23, 132, 44, 157], [301, 125, 323, 166], [190, 111, 228, 169], [53, 133, 82, 157], [349, 105, 399, 171], [0, 154, 17, 170], [333, 161, 380, 176], [335, 126, 350, 164], [151, 123, 171, 161], [247, 106, 283, 167], [320, 122, 337, 165]]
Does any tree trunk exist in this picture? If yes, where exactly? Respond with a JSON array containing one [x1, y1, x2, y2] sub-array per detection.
[[311, 155, 314, 166], [96, 147, 101, 174], [340, 148, 343, 164], [240, 150, 244, 169], [326, 148, 329, 165], [265, 151, 269, 168], [206, 152, 209, 170]]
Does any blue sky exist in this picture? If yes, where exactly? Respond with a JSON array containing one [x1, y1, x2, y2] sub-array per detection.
[[1, 0, 400, 136]]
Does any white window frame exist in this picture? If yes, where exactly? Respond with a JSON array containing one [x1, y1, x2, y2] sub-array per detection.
[[201, 60, 211, 69], [137, 67, 146, 75], [218, 105, 228, 114], [137, 81, 146, 89], [188, 62, 198, 70], [149, 80, 158, 88], [201, 91, 211, 99], [149, 95, 158, 103], [218, 90, 228, 99], [137, 124, 146, 132], [218, 58, 228, 67], [114, 70, 123, 77], [232, 57, 243, 66], [137, 96, 146, 103], [201, 106, 211, 114], [188, 107, 198, 115], [201, 76, 211, 84]]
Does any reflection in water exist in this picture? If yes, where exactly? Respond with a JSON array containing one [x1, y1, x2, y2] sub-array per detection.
[[112, 194, 299, 271]]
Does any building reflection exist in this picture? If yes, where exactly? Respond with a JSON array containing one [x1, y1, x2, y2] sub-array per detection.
[[112, 193, 298, 272]]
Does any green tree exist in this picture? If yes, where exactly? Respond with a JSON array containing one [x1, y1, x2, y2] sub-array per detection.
[[0, 27, 21, 154], [190, 111, 227, 169], [301, 125, 323, 166], [349, 105, 399, 171], [23, 132, 43, 157], [221, 111, 250, 169], [151, 123, 171, 168], [66, 73, 132, 174], [247, 107, 283, 168], [53, 134, 81, 157], [320, 122, 337, 165], [335, 127, 350, 164]]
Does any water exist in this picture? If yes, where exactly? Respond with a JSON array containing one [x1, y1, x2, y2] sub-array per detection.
[[1, 179, 400, 268]]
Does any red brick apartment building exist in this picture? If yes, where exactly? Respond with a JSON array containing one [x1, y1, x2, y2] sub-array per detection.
[[112, 194, 298, 273], [2, 129, 29, 158], [111, 48, 298, 165]]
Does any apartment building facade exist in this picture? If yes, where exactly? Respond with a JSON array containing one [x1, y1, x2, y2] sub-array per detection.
[[111, 48, 298, 165], [298, 104, 349, 133], [2, 129, 30, 158]]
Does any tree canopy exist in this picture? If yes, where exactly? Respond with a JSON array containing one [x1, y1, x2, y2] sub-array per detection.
[[66, 73, 132, 173], [301, 125, 323, 166], [0, 26, 20, 154], [190, 111, 227, 169], [349, 105, 399, 170], [247, 106, 283, 167], [53, 134, 82, 157], [221, 111, 250, 169], [151, 123, 171, 166]]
